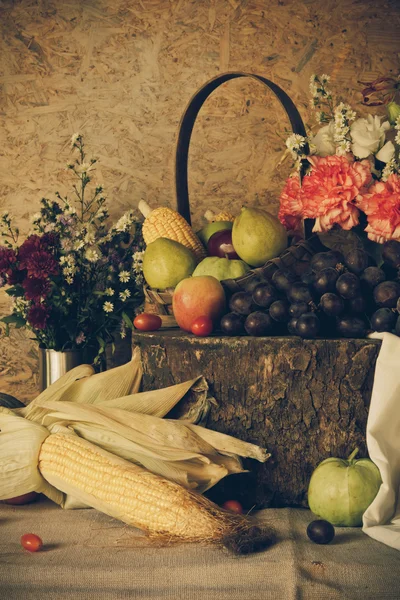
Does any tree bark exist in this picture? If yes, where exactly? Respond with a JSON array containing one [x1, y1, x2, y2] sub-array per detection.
[[132, 331, 381, 509]]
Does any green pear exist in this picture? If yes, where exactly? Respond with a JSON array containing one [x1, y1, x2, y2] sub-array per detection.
[[197, 221, 233, 245], [143, 238, 197, 290], [232, 207, 287, 267]]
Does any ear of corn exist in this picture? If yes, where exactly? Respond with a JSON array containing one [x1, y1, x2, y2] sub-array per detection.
[[139, 200, 206, 262], [0, 408, 63, 505], [204, 210, 235, 223], [38, 431, 251, 544]]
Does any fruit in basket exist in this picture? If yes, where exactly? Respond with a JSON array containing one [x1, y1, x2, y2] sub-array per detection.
[[192, 257, 250, 281], [204, 210, 235, 223], [139, 200, 206, 262], [336, 272, 360, 300], [142, 238, 197, 290], [344, 248, 370, 274], [382, 239, 400, 267], [232, 207, 287, 267], [172, 276, 226, 332], [207, 230, 240, 260], [310, 251, 344, 272], [197, 221, 233, 246], [308, 448, 382, 526], [252, 283, 277, 308]]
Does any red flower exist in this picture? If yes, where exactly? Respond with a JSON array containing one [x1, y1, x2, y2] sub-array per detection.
[[27, 303, 49, 330], [18, 235, 43, 268], [356, 174, 400, 243], [0, 246, 17, 278], [300, 155, 372, 233], [24, 251, 59, 279], [278, 175, 303, 233], [22, 277, 50, 301]]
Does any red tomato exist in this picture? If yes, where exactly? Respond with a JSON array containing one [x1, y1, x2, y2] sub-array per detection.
[[191, 316, 213, 336], [133, 313, 162, 331], [222, 500, 244, 514], [4, 492, 39, 505], [21, 533, 43, 552]]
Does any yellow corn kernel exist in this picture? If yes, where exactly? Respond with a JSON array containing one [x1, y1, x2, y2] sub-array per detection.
[[38, 433, 241, 543]]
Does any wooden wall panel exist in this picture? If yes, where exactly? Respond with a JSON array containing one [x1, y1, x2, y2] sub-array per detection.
[[0, 0, 399, 400]]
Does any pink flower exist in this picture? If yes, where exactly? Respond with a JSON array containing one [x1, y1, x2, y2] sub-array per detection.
[[278, 175, 303, 232], [356, 174, 400, 243], [0, 246, 17, 278], [27, 303, 49, 330], [300, 155, 372, 233], [24, 251, 59, 279], [22, 277, 50, 301]]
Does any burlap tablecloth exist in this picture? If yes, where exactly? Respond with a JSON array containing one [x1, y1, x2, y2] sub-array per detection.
[[0, 497, 399, 600]]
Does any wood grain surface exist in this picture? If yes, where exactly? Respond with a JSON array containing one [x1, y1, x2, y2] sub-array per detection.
[[0, 0, 399, 398]]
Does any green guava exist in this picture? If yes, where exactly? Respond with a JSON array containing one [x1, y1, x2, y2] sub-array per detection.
[[192, 256, 251, 281], [142, 238, 197, 290]]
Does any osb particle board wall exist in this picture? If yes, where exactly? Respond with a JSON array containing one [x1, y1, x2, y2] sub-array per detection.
[[0, 0, 399, 400]]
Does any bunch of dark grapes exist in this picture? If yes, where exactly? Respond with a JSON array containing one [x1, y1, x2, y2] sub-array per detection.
[[219, 240, 400, 340]]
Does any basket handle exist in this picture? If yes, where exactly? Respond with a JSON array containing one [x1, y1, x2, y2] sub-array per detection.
[[175, 72, 308, 226]]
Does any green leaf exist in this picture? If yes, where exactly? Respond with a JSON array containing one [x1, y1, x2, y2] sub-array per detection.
[[5, 285, 24, 298], [318, 228, 363, 254], [121, 311, 134, 329], [1, 314, 25, 327]]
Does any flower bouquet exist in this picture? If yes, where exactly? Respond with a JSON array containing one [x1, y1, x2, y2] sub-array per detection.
[[0, 135, 144, 363], [279, 74, 400, 256]]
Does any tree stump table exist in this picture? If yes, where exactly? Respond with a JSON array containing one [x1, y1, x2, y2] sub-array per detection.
[[132, 331, 381, 509]]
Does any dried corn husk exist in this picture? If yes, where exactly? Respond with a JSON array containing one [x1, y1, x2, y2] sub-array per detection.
[[0, 408, 63, 504]]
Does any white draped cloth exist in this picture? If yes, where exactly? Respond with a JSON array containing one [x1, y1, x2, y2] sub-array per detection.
[[363, 332, 400, 550]]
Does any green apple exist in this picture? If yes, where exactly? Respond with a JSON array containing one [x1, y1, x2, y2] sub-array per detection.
[[143, 238, 197, 290], [192, 256, 251, 281], [308, 448, 382, 526], [196, 221, 233, 246]]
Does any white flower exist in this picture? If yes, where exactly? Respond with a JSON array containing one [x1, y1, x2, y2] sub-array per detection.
[[311, 122, 336, 157], [114, 210, 135, 233], [132, 250, 145, 273], [64, 205, 77, 216], [70, 133, 81, 148], [350, 115, 391, 159], [75, 162, 94, 175], [73, 239, 85, 251], [105, 287, 114, 296], [103, 301, 114, 313], [119, 270, 130, 283], [119, 289, 131, 302], [65, 276, 74, 285], [31, 212, 41, 223], [85, 246, 101, 263], [376, 141, 395, 163]]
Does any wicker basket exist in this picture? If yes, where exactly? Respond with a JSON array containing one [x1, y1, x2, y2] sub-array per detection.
[[144, 72, 318, 326]]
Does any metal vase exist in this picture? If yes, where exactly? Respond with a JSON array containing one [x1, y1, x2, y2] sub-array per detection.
[[38, 348, 87, 392]]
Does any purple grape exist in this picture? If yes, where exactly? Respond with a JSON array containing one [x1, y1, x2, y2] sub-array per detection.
[[296, 313, 320, 338], [220, 313, 246, 336], [244, 312, 274, 336], [320, 293, 344, 317], [287, 282, 313, 304], [336, 272, 360, 299], [382, 240, 400, 268], [370, 308, 396, 332], [289, 302, 309, 318], [373, 281, 400, 308], [287, 318, 298, 335], [229, 292, 254, 315], [347, 296, 367, 314], [336, 316, 367, 338], [301, 270, 317, 286], [272, 270, 297, 293], [307, 520, 335, 545], [360, 267, 385, 289], [344, 249, 369, 274], [269, 300, 290, 322], [310, 251, 344, 272], [252, 283, 277, 309], [313, 268, 339, 295]]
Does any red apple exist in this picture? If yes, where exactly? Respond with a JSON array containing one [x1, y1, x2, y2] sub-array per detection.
[[207, 230, 240, 260], [3, 491, 39, 505], [172, 276, 226, 332]]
